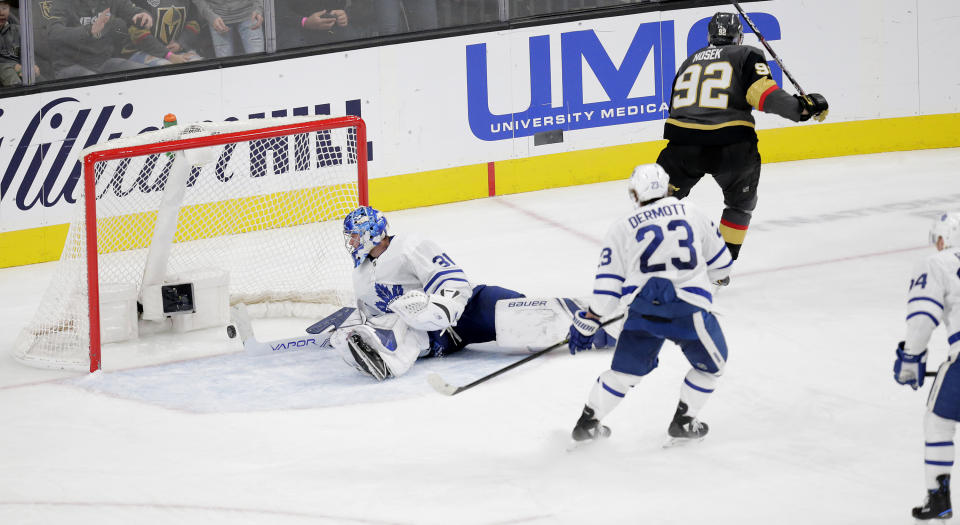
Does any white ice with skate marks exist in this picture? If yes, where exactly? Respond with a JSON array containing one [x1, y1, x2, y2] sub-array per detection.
[[3, 149, 960, 524], [64, 317, 536, 412]]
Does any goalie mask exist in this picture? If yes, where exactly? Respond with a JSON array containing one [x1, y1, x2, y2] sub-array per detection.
[[930, 212, 960, 249], [343, 206, 388, 267], [628, 164, 670, 207], [708, 12, 743, 46]]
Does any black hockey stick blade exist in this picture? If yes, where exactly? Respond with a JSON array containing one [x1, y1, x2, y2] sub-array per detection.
[[926, 371, 938, 377], [426, 314, 624, 396]]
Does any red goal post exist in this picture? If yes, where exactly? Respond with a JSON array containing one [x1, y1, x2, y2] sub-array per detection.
[[15, 115, 368, 372]]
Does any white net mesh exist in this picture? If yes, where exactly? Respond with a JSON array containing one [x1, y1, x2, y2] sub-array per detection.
[[13, 117, 364, 370]]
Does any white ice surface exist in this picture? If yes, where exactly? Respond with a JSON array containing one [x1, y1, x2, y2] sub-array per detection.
[[2, 148, 960, 524]]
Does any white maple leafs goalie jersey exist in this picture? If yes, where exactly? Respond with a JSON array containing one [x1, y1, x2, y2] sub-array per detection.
[[589, 197, 732, 317], [904, 248, 960, 355], [330, 233, 474, 378], [352, 233, 473, 320]]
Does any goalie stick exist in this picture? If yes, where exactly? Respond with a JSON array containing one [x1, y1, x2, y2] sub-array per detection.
[[427, 314, 624, 396], [228, 304, 354, 354]]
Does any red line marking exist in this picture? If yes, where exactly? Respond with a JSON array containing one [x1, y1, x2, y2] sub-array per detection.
[[493, 197, 929, 279], [738, 245, 928, 277], [0, 501, 408, 524], [487, 161, 496, 197], [492, 198, 601, 246]]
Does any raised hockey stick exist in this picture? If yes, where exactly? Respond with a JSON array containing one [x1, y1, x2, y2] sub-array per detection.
[[730, 1, 807, 97], [427, 314, 624, 396]]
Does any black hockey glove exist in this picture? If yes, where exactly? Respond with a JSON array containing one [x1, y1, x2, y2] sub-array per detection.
[[796, 93, 829, 122]]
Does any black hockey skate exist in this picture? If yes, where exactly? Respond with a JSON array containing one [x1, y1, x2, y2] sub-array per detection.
[[347, 333, 390, 381], [665, 401, 709, 447], [714, 276, 730, 287], [571, 406, 611, 442], [913, 474, 952, 520]]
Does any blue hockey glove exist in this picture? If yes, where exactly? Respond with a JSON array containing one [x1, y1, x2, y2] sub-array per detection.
[[569, 310, 601, 354], [894, 341, 927, 390]]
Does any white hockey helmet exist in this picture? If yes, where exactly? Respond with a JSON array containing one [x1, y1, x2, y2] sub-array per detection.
[[930, 212, 960, 248], [628, 163, 670, 206]]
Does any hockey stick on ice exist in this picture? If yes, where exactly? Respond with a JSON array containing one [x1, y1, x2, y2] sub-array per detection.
[[427, 314, 624, 396], [228, 304, 339, 354]]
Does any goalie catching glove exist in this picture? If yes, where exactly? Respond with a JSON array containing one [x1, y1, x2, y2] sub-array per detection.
[[893, 341, 926, 390], [568, 309, 616, 354], [390, 289, 467, 332]]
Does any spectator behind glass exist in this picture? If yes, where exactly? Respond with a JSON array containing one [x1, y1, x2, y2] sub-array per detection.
[[30, 0, 58, 81], [436, 0, 498, 27], [191, 0, 262, 57], [275, 0, 355, 49], [374, 0, 437, 35], [0, 0, 36, 85], [47, 0, 154, 79], [121, 0, 204, 65]]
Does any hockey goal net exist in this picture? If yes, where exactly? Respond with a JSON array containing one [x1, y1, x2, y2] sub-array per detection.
[[13, 115, 367, 372]]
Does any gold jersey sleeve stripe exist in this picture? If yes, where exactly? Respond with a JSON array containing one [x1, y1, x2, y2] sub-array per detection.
[[665, 118, 755, 130]]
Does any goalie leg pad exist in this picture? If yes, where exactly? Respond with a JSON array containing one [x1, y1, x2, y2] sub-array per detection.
[[495, 296, 621, 350], [330, 321, 429, 379]]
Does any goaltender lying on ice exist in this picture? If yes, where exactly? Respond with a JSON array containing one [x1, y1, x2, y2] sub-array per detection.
[[229, 206, 621, 381]]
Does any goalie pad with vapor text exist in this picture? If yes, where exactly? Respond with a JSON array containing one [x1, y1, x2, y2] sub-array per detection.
[[494, 297, 621, 350]]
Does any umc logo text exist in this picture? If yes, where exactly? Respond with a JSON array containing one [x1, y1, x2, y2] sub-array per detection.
[[466, 13, 782, 141]]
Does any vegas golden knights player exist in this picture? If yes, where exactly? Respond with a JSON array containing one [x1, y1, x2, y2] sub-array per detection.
[[657, 12, 828, 274]]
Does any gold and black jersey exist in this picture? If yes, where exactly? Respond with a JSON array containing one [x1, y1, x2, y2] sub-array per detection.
[[664, 44, 802, 146], [123, 0, 202, 58]]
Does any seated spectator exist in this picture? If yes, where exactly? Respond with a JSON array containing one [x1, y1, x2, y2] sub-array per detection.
[[122, 0, 204, 65], [47, 0, 154, 79], [0, 0, 30, 85], [275, 0, 356, 49], [191, 0, 262, 57]]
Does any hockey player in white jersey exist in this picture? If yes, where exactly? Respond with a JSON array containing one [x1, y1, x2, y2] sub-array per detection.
[[328, 206, 616, 381], [568, 163, 733, 445], [894, 212, 960, 521]]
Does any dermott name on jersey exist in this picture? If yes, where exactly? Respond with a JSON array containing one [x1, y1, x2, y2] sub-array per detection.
[[692, 48, 723, 62], [628, 203, 687, 228]]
